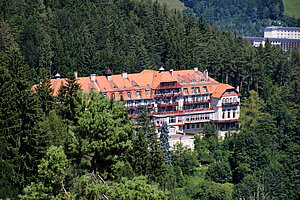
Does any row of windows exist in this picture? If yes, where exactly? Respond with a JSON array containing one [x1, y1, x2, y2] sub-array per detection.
[[160, 82, 176, 87], [222, 110, 237, 119], [222, 97, 238, 103], [155, 88, 180, 95], [184, 123, 203, 130], [105, 90, 151, 99], [183, 103, 209, 110], [185, 113, 211, 121]]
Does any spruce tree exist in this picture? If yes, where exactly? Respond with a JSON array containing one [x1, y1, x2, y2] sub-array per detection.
[[159, 121, 171, 165], [0, 50, 44, 197]]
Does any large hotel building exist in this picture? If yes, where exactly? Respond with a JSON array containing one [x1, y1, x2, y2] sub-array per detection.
[[244, 26, 300, 50], [50, 68, 240, 149]]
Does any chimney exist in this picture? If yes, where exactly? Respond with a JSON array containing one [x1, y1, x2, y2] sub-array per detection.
[[90, 74, 97, 82], [122, 72, 128, 79], [194, 67, 198, 72], [203, 69, 208, 80], [159, 67, 165, 73], [170, 69, 174, 76], [55, 73, 61, 79], [74, 71, 78, 79]]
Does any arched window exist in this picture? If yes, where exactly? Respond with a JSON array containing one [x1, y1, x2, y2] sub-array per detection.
[[111, 93, 115, 99]]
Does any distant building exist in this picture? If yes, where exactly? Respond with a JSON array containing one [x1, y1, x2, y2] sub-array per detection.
[[244, 26, 300, 50], [264, 26, 300, 39], [43, 68, 241, 149]]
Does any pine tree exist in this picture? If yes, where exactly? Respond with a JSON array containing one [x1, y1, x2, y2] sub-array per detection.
[[19, 146, 72, 199], [0, 50, 44, 197], [159, 121, 171, 165]]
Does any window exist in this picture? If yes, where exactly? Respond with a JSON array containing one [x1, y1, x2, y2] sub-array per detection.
[[178, 116, 183, 123], [169, 117, 176, 124], [203, 86, 208, 92], [222, 112, 225, 119], [228, 110, 231, 118], [119, 92, 123, 99], [127, 92, 131, 99], [191, 124, 195, 129], [136, 91, 141, 98], [184, 88, 188, 94], [111, 93, 115, 99], [103, 94, 107, 98], [233, 111, 236, 118], [192, 87, 200, 94], [146, 90, 150, 96]]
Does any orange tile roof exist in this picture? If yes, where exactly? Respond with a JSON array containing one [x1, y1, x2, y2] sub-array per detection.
[[36, 69, 236, 100], [211, 83, 235, 98]]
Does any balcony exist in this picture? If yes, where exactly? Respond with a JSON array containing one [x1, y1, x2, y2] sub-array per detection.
[[126, 104, 153, 109], [154, 93, 182, 98], [156, 85, 181, 90], [184, 99, 211, 105], [222, 102, 239, 107], [152, 107, 213, 116], [157, 102, 178, 107]]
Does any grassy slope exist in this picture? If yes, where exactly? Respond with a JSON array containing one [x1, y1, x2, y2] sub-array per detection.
[[155, 0, 187, 12], [283, 0, 300, 18]]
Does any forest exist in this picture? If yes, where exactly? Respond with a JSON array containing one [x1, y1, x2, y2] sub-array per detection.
[[0, 0, 300, 199], [179, 0, 300, 36]]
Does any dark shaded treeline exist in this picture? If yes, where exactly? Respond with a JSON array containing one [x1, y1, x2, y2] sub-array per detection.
[[180, 0, 300, 36], [0, 0, 299, 96]]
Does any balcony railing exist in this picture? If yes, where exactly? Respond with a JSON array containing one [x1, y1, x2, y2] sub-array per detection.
[[152, 107, 213, 115], [154, 93, 182, 98], [126, 104, 154, 109], [222, 102, 239, 107], [184, 99, 210, 104], [157, 102, 178, 107], [156, 85, 181, 89]]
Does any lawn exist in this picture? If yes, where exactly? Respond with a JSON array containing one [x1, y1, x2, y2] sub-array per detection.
[[283, 0, 300, 18]]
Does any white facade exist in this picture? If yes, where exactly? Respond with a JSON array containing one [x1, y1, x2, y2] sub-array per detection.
[[264, 26, 300, 39]]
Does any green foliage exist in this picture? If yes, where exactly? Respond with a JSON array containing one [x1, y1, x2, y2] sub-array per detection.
[[71, 91, 133, 179], [0, 50, 44, 197], [172, 143, 199, 175], [206, 161, 232, 183], [159, 121, 171, 165], [109, 176, 169, 200], [181, 0, 299, 36], [19, 146, 72, 199], [185, 179, 233, 200]]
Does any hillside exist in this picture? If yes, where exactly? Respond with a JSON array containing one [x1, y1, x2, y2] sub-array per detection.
[[179, 0, 300, 36], [283, 0, 300, 18], [0, 0, 300, 199]]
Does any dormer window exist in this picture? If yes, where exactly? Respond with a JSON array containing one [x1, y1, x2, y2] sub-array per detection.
[[111, 93, 115, 99], [113, 86, 118, 88], [203, 86, 208, 92], [134, 84, 139, 87], [181, 80, 186, 83], [136, 91, 142, 98], [146, 90, 150, 96], [191, 79, 196, 83]]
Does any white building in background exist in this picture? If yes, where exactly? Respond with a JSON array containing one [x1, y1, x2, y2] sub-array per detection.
[[264, 26, 300, 39], [244, 26, 300, 50], [46, 68, 241, 149]]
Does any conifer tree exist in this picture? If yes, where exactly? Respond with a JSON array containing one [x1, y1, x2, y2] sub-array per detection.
[[0, 50, 44, 197], [159, 121, 171, 165]]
